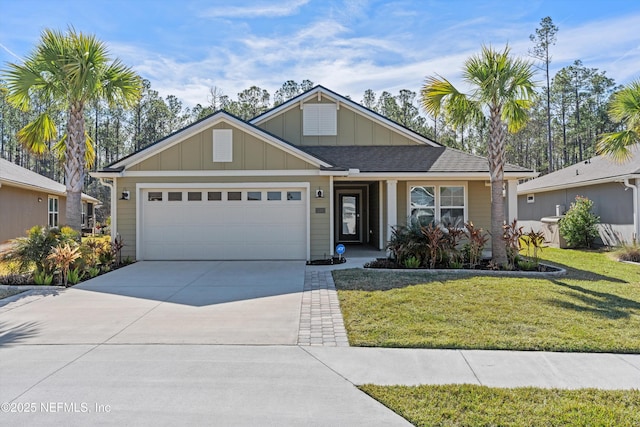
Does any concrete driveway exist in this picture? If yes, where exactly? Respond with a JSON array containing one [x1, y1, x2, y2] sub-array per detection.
[[0, 261, 411, 426], [1, 261, 306, 345]]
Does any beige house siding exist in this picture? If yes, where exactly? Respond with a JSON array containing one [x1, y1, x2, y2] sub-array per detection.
[[129, 122, 317, 172], [0, 186, 67, 242], [115, 175, 331, 260], [467, 180, 491, 232], [257, 99, 421, 147]]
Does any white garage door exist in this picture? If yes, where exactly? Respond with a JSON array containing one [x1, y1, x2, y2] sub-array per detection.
[[140, 187, 307, 260]]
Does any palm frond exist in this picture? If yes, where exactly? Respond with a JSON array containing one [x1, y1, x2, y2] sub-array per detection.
[[596, 131, 639, 163], [53, 132, 96, 168], [16, 113, 58, 155]]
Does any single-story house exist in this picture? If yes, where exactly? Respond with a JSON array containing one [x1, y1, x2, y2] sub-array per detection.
[[518, 146, 640, 246], [91, 86, 536, 261], [0, 157, 99, 243]]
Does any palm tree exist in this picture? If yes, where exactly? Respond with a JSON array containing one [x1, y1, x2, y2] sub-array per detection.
[[421, 45, 536, 265], [3, 27, 141, 233], [597, 80, 640, 162]]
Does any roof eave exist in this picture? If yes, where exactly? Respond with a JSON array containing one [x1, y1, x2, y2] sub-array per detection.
[[518, 174, 640, 194]]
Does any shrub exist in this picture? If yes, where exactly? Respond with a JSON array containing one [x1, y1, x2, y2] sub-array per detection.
[[387, 222, 429, 266], [465, 222, 489, 268], [47, 243, 81, 287], [503, 219, 524, 269], [559, 196, 600, 248], [617, 243, 640, 263], [523, 228, 546, 265], [403, 256, 421, 269], [33, 269, 54, 285]]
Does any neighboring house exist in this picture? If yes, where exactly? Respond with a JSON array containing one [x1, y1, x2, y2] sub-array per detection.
[[0, 157, 99, 243], [91, 86, 535, 261], [518, 147, 640, 246]]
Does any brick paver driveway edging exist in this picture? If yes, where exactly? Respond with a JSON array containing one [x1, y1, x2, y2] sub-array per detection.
[[298, 270, 349, 347]]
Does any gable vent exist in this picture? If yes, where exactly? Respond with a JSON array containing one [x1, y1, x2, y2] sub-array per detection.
[[213, 129, 233, 162], [303, 103, 337, 136]]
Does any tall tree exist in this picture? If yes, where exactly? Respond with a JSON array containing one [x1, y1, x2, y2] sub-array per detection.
[[2, 27, 141, 233], [597, 80, 640, 162], [421, 45, 536, 265], [530, 16, 558, 171]]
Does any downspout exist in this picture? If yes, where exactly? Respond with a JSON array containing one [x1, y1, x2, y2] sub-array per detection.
[[624, 178, 638, 243], [99, 178, 117, 243]]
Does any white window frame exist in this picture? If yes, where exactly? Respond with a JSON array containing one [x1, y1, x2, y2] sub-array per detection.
[[213, 129, 233, 162], [48, 196, 59, 228], [303, 103, 337, 136], [408, 182, 468, 226], [527, 194, 535, 204]]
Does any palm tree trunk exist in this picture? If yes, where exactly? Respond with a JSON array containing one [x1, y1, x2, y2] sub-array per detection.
[[487, 106, 508, 265], [65, 101, 86, 234]]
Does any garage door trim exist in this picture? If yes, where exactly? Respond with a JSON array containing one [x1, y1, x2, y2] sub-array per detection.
[[136, 182, 310, 260]]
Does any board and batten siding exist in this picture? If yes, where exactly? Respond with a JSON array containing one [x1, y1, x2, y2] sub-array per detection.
[[129, 122, 316, 172], [257, 96, 421, 147], [115, 175, 330, 260]]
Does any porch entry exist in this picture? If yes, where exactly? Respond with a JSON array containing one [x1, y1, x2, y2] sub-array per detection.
[[334, 182, 381, 248]]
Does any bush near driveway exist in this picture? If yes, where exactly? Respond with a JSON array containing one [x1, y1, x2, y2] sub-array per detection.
[[334, 247, 640, 352]]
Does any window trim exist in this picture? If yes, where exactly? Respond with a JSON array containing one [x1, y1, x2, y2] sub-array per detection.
[[408, 182, 468, 226], [527, 194, 535, 204], [48, 195, 59, 228]]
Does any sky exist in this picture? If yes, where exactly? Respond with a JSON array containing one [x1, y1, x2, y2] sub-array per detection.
[[1, 0, 640, 108]]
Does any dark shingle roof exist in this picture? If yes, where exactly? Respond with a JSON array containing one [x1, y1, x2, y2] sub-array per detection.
[[518, 145, 640, 193], [301, 146, 532, 174]]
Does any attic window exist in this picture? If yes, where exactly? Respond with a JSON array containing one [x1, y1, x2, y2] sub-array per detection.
[[527, 194, 535, 204], [303, 103, 337, 136], [213, 129, 233, 162]]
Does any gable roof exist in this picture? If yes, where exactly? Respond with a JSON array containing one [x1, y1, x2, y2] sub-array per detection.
[[518, 145, 640, 194], [0, 158, 99, 202], [103, 110, 332, 171], [303, 145, 534, 175], [250, 85, 441, 148]]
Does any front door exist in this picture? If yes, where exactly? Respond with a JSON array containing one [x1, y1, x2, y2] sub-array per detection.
[[338, 192, 361, 242]]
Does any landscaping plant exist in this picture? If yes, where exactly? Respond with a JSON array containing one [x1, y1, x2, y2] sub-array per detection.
[[46, 243, 81, 287], [465, 222, 489, 269], [502, 219, 524, 269], [559, 196, 600, 248]]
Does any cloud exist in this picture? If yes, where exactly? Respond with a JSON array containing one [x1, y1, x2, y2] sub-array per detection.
[[200, 0, 309, 18]]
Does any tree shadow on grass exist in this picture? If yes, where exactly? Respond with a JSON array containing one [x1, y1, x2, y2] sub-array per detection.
[[544, 279, 640, 320], [537, 260, 628, 283], [0, 321, 39, 346]]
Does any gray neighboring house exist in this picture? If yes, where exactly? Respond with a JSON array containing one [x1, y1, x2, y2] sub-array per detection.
[[518, 147, 640, 246], [0, 157, 99, 243]]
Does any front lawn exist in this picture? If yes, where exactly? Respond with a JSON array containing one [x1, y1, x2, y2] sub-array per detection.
[[334, 248, 640, 352], [360, 384, 640, 427]]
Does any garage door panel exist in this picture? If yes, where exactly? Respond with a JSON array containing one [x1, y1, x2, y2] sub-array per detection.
[[141, 188, 307, 260]]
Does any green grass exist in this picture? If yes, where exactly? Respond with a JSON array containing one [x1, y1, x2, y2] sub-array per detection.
[[334, 248, 640, 352], [360, 384, 640, 427]]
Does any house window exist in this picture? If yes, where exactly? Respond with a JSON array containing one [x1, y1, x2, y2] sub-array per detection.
[[148, 192, 163, 201], [410, 186, 435, 225], [267, 191, 282, 201], [213, 129, 233, 162], [168, 192, 182, 201], [188, 192, 202, 201], [410, 184, 467, 226], [440, 186, 465, 226], [82, 203, 87, 226], [303, 103, 337, 136], [228, 191, 242, 201], [527, 194, 535, 204], [208, 191, 222, 201], [247, 191, 262, 201], [48, 196, 59, 228], [287, 191, 302, 201]]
